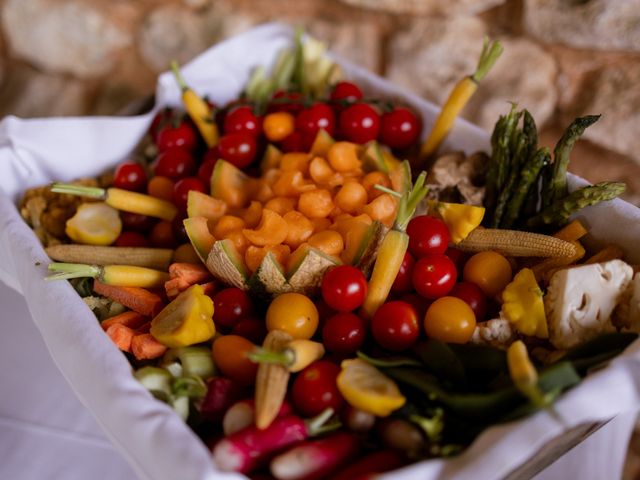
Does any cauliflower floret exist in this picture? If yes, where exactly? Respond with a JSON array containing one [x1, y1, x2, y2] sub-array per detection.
[[545, 260, 633, 349], [470, 316, 516, 348], [613, 272, 640, 332]]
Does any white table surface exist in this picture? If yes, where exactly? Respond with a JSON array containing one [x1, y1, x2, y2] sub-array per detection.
[[0, 280, 633, 480]]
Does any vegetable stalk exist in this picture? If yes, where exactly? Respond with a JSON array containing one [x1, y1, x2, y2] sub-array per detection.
[[420, 37, 503, 161], [361, 164, 429, 318]]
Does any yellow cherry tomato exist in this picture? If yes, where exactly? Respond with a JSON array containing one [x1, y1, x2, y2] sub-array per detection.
[[424, 296, 476, 344], [463, 251, 513, 297], [266, 292, 319, 339], [263, 112, 295, 142]]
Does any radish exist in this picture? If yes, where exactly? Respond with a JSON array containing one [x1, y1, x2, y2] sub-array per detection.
[[270, 432, 360, 480], [222, 398, 293, 436], [198, 377, 246, 422], [213, 408, 335, 473], [331, 450, 406, 480]]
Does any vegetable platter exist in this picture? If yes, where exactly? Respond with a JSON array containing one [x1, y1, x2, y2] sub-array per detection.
[[2, 23, 640, 480]]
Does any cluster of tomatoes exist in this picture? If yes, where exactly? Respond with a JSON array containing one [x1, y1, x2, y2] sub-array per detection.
[[199, 213, 514, 420]]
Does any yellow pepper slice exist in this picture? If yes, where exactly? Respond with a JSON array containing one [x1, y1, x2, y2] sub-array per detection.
[[428, 200, 485, 244], [65, 202, 122, 246], [151, 284, 215, 348], [337, 359, 406, 417], [501, 268, 548, 338]]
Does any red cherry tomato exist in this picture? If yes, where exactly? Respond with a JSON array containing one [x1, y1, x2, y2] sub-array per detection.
[[153, 148, 196, 179], [445, 247, 467, 278], [198, 148, 219, 185], [407, 215, 450, 257], [218, 133, 257, 169], [114, 231, 150, 248], [223, 106, 262, 137], [371, 301, 420, 351], [113, 162, 147, 192], [212, 288, 255, 330], [321, 265, 368, 312], [412, 254, 457, 299], [449, 281, 487, 322], [231, 316, 268, 345], [339, 103, 380, 144], [400, 293, 432, 321], [156, 121, 198, 152], [322, 312, 366, 355], [172, 176, 206, 212], [330, 81, 364, 103], [390, 251, 415, 294], [270, 90, 304, 114], [149, 107, 174, 142], [292, 361, 343, 417], [120, 212, 156, 233], [171, 214, 189, 244], [379, 107, 421, 150], [280, 131, 304, 153], [296, 103, 336, 137]]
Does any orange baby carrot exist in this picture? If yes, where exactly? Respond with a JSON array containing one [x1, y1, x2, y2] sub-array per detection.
[[101, 311, 148, 331], [105, 324, 135, 353], [131, 334, 167, 360], [93, 280, 165, 317]]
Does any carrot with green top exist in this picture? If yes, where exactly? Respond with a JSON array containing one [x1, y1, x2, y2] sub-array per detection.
[[420, 37, 503, 161], [171, 61, 219, 148], [47, 262, 169, 288], [50, 183, 177, 221], [361, 163, 429, 318], [92, 281, 164, 317]]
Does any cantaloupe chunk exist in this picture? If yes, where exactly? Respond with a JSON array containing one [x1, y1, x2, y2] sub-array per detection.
[[242, 209, 288, 246]]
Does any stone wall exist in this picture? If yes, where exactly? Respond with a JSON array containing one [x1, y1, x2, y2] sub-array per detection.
[[1, 0, 639, 199]]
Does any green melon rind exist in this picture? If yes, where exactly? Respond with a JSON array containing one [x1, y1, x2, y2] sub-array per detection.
[[349, 220, 382, 266], [288, 247, 341, 295], [260, 144, 283, 173], [183, 217, 215, 264], [354, 222, 388, 278], [210, 159, 253, 207], [248, 252, 291, 297], [205, 240, 249, 290], [362, 141, 389, 173], [186, 190, 227, 221]]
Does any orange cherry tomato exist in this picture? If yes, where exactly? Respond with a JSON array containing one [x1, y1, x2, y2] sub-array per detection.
[[424, 296, 476, 344], [263, 112, 296, 142], [266, 293, 319, 339], [463, 251, 513, 297], [212, 335, 258, 386], [147, 176, 175, 201]]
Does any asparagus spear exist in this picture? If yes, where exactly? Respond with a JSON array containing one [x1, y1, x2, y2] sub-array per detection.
[[541, 115, 601, 208], [501, 147, 550, 229], [527, 181, 625, 228], [490, 128, 526, 228], [522, 110, 538, 161]]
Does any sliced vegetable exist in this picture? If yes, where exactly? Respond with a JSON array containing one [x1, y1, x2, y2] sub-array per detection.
[[501, 268, 548, 338], [101, 311, 147, 331], [150, 284, 215, 348], [131, 333, 168, 360], [249, 339, 325, 373], [92, 280, 164, 317], [507, 340, 546, 407], [65, 202, 122, 246], [337, 359, 405, 417], [105, 323, 134, 352], [428, 201, 485, 244]]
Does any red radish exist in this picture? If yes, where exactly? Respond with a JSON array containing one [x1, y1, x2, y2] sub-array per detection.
[[331, 450, 406, 480], [270, 432, 360, 480], [198, 377, 246, 422], [222, 398, 293, 436], [212, 409, 334, 473]]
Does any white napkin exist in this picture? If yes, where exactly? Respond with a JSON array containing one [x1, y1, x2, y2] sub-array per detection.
[[1, 23, 639, 480]]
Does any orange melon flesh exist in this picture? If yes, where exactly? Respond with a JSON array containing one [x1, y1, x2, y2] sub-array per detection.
[[310, 129, 335, 157], [187, 190, 227, 221], [210, 159, 256, 208], [260, 144, 283, 173]]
